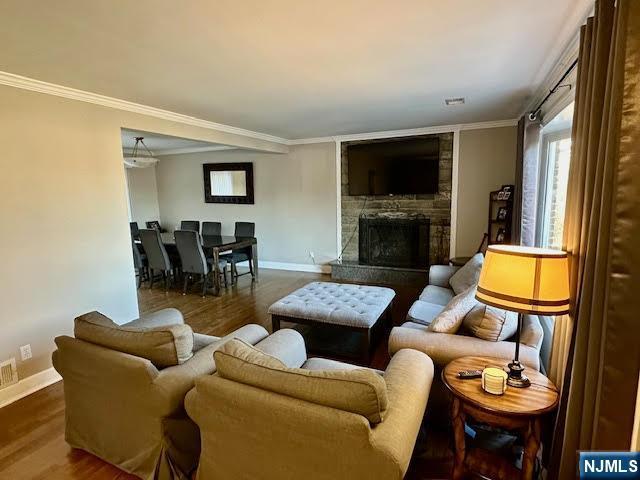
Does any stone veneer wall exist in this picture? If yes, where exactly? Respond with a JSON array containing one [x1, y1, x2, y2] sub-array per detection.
[[341, 133, 453, 266]]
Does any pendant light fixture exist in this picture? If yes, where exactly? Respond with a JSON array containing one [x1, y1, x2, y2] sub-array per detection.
[[123, 137, 159, 168]]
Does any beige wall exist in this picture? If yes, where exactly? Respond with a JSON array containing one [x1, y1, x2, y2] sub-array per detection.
[[156, 143, 338, 265], [0, 84, 286, 384], [126, 166, 160, 227], [456, 126, 518, 256]]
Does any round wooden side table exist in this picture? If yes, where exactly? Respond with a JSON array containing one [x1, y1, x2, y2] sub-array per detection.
[[442, 356, 559, 480]]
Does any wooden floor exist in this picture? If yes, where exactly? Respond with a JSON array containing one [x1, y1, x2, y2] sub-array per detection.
[[0, 268, 452, 479]]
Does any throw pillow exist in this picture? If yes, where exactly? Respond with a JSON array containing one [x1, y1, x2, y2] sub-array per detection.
[[215, 339, 388, 424], [429, 286, 478, 334], [449, 253, 484, 295], [463, 304, 518, 341]]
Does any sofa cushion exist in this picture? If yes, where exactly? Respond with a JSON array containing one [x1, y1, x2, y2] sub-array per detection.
[[449, 253, 484, 295], [74, 311, 194, 368], [418, 285, 455, 306], [215, 339, 388, 424], [429, 286, 478, 334], [463, 303, 518, 341], [407, 300, 445, 325]]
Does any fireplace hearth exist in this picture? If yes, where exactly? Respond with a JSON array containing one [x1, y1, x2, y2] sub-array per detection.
[[358, 214, 430, 269]]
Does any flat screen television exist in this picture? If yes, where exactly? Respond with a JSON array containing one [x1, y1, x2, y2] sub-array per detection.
[[347, 137, 440, 195]]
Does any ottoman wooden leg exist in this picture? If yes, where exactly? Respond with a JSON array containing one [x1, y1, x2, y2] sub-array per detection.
[[360, 328, 371, 365], [272, 315, 281, 332]]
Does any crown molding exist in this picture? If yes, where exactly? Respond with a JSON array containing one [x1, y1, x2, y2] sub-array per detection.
[[1, 70, 518, 147], [0, 71, 289, 145], [524, 2, 593, 117], [154, 145, 236, 156], [288, 119, 518, 144]]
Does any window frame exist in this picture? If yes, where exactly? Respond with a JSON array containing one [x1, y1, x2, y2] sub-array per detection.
[[535, 128, 572, 248]]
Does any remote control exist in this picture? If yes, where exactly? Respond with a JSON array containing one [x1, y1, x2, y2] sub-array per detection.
[[458, 370, 482, 379]]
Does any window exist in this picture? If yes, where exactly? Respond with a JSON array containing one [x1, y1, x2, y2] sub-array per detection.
[[536, 103, 574, 249]]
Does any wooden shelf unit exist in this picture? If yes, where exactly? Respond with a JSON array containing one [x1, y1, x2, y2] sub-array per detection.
[[488, 185, 514, 245]]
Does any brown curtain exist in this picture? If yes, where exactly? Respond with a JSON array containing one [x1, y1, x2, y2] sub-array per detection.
[[550, 0, 640, 477]]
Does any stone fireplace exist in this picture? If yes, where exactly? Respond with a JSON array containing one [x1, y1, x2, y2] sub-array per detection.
[[358, 214, 430, 269], [332, 132, 452, 285]]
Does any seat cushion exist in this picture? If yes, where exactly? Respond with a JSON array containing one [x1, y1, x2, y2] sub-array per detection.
[[418, 285, 455, 306], [215, 339, 388, 424], [407, 300, 445, 325], [74, 311, 194, 368], [463, 303, 518, 341], [268, 281, 395, 328], [429, 286, 478, 334], [449, 253, 484, 295]]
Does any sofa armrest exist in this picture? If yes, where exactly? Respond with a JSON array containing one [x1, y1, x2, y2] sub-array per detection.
[[428, 265, 460, 288], [388, 326, 540, 371], [151, 323, 268, 414], [123, 308, 184, 329], [370, 349, 434, 477], [254, 328, 307, 368]]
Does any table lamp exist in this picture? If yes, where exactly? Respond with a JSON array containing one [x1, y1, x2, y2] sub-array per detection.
[[476, 245, 570, 388]]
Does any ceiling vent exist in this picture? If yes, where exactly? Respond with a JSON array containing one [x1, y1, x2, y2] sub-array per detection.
[[0, 358, 18, 389], [445, 97, 465, 106]]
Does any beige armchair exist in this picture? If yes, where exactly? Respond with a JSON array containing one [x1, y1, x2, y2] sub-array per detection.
[[185, 329, 434, 480], [52, 308, 269, 480]]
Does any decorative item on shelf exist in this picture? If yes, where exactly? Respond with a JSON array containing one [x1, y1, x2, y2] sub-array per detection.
[[476, 245, 570, 388], [487, 185, 514, 245], [481, 367, 508, 395]]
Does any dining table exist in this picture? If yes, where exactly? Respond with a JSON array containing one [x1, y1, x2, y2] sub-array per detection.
[[158, 232, 258, 296]]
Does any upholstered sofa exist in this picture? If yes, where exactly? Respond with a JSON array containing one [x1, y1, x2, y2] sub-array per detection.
[[52, 308, 270, 480], [185, 329, 434, 480], [389, 263, 544, 370]]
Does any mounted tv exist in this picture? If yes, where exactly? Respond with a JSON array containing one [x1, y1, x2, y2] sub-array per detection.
[[347, 137, 440, 195]]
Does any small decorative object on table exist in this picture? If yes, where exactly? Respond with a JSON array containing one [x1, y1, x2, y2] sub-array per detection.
[[496, 207, 508, 221], [476, 245, 570, 387], [481, 367, 508, 395], [443, 356, 559, 480]]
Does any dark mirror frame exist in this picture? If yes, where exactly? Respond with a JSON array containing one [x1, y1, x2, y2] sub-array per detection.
[[203, 162, 254, 204]]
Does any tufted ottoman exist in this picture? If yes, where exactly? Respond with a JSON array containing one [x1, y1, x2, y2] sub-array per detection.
[[268, 281, 395, 364]]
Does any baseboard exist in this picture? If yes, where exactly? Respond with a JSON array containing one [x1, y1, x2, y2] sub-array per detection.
[[0, 367, 62, 409], [259, 261, 331, 274]]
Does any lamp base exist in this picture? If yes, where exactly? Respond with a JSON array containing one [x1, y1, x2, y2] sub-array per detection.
[[506, 360, 531, 388]]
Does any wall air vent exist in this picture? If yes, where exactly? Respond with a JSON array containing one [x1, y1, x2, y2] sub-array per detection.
[[0, 358, 18, 389], [445, 97, 465, 106]]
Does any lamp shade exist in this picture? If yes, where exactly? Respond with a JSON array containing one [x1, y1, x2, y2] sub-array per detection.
[[476, 245, 570, 315]]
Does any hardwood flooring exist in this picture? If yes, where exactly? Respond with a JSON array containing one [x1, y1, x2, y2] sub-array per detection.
[[0, 268, 452, 479]]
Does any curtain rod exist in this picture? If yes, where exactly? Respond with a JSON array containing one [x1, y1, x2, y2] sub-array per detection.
[[528, 58, 579, 121]]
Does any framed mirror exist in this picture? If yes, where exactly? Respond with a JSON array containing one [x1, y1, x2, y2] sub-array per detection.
[[203, 162, 254, 204]]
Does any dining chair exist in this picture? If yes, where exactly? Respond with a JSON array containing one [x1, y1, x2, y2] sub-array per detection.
[[180, 220, 200, 232], [174, 230, 228, 296], [131, 237, 148, 288], [221, 222, 255, 282], [130, 222, 140, 240], [201, 221, 222, 236], [139, 229, 179, 291]]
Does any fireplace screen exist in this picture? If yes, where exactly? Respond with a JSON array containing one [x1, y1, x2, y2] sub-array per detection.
[[359, 216, 430, 268]]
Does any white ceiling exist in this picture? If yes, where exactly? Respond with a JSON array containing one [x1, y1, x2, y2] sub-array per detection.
[[121, 129, 233, 156], [1, 0, 591, 139]]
